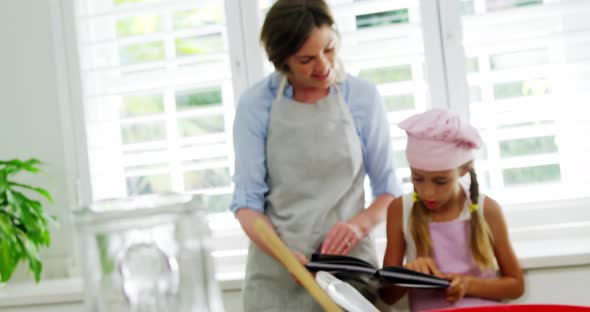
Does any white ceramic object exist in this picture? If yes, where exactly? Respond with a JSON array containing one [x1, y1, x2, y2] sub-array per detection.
[[315, 271, 380, 312]]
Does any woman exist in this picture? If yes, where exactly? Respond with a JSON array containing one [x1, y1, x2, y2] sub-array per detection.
[[230, 0, 402, 310]]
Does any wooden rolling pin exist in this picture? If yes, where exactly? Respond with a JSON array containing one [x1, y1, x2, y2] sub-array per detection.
[[252, 218, 343, 312]]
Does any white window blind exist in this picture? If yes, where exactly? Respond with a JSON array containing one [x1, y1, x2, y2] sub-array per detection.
[[74, 0, 236, 215], [457, 0, 590, 211]]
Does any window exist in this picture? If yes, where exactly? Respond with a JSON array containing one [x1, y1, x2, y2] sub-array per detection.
[[458, 0, 590, 209], [74, 0, 236, 216], [67, 0, 590, 282]]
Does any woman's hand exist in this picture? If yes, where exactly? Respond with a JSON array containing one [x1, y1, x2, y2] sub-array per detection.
[[405, 257, 443, 277], [320, 194, 394, 255], [442, 273, 469, 303], [290, 250, 310, 285], [292, 250, 309, 266], [320, 222, 363, 255]]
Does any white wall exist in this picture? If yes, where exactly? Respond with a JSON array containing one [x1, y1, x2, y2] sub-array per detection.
[[0, 0, 76, 281], [515, 265, 590, 306]]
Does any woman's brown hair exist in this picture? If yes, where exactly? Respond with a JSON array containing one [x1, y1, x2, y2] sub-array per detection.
[[260, 0, 337, 74], [409, 165, 496, 269]]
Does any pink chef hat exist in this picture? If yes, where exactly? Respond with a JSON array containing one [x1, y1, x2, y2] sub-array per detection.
[[398, 108, 482, 171]]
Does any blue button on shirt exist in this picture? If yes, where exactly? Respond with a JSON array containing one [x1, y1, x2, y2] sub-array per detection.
[[230, 72, 402, 213]]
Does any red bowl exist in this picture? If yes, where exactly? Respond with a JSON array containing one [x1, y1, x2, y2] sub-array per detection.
[[430, 304, 590, 312]]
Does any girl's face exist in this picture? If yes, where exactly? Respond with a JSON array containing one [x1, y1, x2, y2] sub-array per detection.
[[285, 25, 337, 90], [411, 167, 464, 212]]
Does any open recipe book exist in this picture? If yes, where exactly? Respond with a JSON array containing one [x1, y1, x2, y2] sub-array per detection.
[[305, 253, 451, 289]]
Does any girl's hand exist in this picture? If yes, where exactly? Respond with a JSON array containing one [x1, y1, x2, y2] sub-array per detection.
[[443, 273, 469, 303], [405, 257, 443, 277], [320, 222, 363, 255]]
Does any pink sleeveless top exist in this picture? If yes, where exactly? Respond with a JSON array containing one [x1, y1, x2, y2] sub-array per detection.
[[402, 187, 502, 311]]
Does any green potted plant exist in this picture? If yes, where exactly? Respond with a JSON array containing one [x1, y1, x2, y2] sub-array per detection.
[[0, 158, 54, 282]]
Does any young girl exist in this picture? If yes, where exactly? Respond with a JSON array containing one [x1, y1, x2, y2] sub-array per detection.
[[381, 108, 524, 311]]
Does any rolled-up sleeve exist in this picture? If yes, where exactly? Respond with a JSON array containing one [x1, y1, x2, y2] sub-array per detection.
[[229, 81, 273, 214]]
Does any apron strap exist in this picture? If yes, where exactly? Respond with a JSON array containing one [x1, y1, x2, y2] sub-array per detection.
[[277, 75, 288, 102]]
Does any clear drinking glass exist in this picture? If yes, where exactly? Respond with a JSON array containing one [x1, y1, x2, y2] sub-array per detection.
[[73, 194, 224, 312]]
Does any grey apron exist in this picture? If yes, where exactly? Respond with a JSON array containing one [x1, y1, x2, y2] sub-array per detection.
[[243, 76, 378, 311]]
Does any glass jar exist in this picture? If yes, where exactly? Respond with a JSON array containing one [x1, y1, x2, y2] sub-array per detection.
[[73, 194, 224, 312]]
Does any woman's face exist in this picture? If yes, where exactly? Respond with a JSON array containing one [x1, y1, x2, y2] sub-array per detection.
[[285, 25, 337, 90], [411, 167, 463, 212]]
